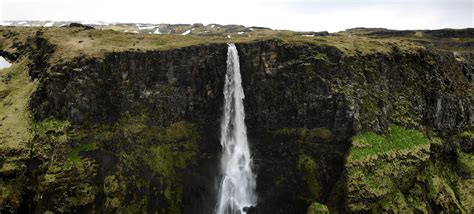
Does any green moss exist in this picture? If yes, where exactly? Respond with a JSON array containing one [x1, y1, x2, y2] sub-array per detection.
[[272, 127, 332, 140], [122, 196, 148, 214], [372, 189, 411, 213], [37, 156, 98, 211], [345, 125, 436, 212], [458, 152, 474, 174], [67, 183, 96, 206], [298, 154, 322, 200], [406, 183, 430, 213], [314, 52, 329, 61], [309, 128, 332, 139], [350, 124, 430, 160], [32, 117, 70, 143], [62, 118, 203, 213], [415, 160, 464, 212], [307, 202, 329, 214], [31, 118, 92, 169], [66, 143, 96, 165], [272, 127, 303, 136], [458, 152, 474, 212], [346, 146, 468, 213], [32, 117, 70, 133], [0, 180, 23, 209], [361, 95, 377, 123], [388, 97, 419, 127], [141, 121, 200, 214], [460, 130, 474, 139], [428, 175, 464, 211]]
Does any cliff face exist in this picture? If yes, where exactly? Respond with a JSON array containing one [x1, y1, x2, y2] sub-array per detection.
[[0, 28, 473, 213]]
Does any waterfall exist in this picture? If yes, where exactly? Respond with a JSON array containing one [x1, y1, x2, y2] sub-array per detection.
[[215, 44, 257, 214]]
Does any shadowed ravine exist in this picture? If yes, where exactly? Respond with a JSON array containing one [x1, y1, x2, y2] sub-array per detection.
[[215, 44, 257, 214]]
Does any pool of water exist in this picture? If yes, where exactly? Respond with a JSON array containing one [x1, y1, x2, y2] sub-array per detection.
[[0, 57, 12, 70]]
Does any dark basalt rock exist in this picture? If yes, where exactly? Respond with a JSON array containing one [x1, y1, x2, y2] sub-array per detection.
[[424, 28, 474, 38], [243, 206, 257, 213], [2, 30, 473, 213], [67, 22, 95, 30], [0, 50, 19, 62], [27, 31, 55, 79]]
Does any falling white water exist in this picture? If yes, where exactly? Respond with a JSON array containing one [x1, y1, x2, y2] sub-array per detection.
[[215, 44, 257, 214]]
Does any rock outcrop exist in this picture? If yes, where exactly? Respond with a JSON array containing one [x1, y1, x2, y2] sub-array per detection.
[[0, 27, 472, 213]]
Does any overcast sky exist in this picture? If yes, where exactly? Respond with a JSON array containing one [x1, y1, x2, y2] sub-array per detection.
[[1, 0, 472, 32]]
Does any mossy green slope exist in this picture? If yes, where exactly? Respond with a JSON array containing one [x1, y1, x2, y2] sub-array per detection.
[[0, 58, 36, 210], [341, 125, 469, 213], [457, 131, 474, 212], [141, 121, 200, 214], [350, 124, 430, 160], [27, 115, 202, 213]]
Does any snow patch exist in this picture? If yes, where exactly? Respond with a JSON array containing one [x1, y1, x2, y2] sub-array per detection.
[[227, 35, 231, 38], [0, 22, 12, 26], [0, 57, 12, 70], [211, 25, 215, 28], [139, 26, 156, 30], [44, 22, 54, 27], [181, 30, 191, 35], [154, 28, 161, 34], [237, 32, 244, 35], [18, 21, 27, 25], [302, 34, 315, 37]]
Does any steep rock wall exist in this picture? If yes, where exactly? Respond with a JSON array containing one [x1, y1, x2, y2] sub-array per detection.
[[0, 33, 472, 213]]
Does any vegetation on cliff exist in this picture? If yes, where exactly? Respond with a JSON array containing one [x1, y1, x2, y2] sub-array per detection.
[[350, 124, 430, 160], [341, 125, 472, 213], [5, 26, 465, 65], [0, 58, 37, 210], [0, 26, 472, 213]]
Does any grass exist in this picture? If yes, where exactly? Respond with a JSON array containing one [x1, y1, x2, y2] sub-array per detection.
[[32, 117, 70, 134], [272, 127, 332, 140], [0, 58, 37, 151], [0, 58, 37, 209], [307, 202, 329, 214], [0, 26, 430, 66], [350, 124, 430, 160]]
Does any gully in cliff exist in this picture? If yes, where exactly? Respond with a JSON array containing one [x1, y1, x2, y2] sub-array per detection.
[[215, 44, 257, 214]]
